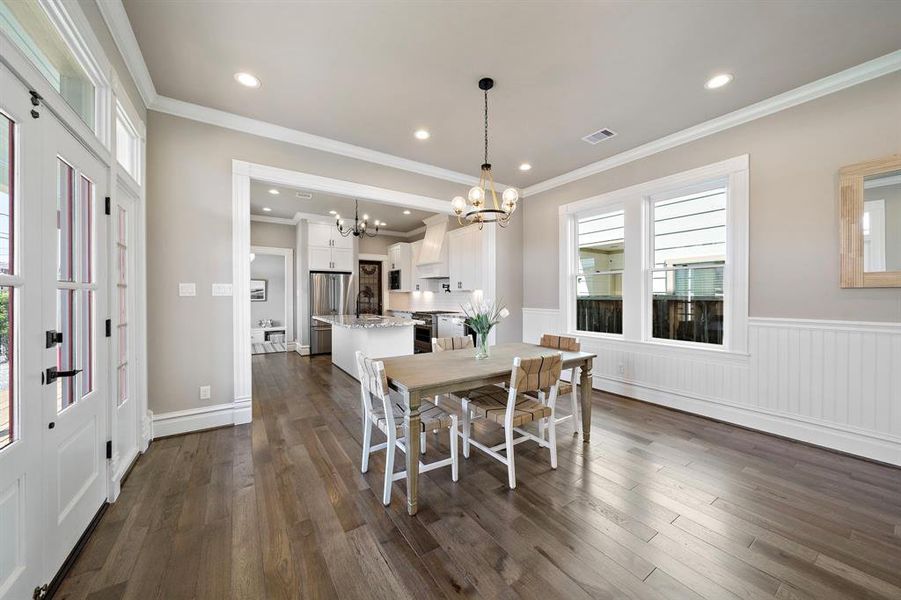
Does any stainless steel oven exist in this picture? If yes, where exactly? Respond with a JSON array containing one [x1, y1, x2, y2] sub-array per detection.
[[412, 311, 463, 353]]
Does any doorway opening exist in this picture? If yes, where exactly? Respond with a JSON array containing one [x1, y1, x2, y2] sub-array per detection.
[[250, 246, 294, 355]]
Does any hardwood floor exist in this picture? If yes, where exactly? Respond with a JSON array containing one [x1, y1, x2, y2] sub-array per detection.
[[55, 352, 901, 600]]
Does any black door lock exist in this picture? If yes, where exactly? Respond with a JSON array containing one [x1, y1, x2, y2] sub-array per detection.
[[44, 367, 81, 385], [46, 330, 63, 348]]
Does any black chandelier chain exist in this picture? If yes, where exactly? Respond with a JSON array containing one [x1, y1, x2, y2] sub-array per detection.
[[483, 88, 489, 166]]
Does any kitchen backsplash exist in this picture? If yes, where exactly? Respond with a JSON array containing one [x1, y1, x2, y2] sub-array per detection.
[[388, 290, 478, 312]]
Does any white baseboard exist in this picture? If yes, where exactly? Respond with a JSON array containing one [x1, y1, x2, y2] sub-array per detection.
[[287, 341, 298, 351], [296, 344, 310, 356], [151, 399, 251, 438], [523, 307, 901, 466]]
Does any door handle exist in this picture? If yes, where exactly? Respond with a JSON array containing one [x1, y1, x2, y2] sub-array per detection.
[[44, 367, 82, 385], [46, 330, 63, 348]]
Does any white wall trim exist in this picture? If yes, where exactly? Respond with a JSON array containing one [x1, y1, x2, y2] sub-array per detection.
[[150, 400, 249, 438], [524, 50, 901, 196], [232, 163, 253, 423], [523, 308, 901, 466], [94, 0, 157, 107], [250, 214, 297, 226]]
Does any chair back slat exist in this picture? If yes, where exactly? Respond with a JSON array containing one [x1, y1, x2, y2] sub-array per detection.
[[510, 353, 563, 394], [432, 336, 475, 352], [539, 334, 580, 352], [355, 351, 395, 425]]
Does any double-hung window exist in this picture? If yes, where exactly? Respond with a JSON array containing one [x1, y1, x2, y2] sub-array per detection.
[[561, 156, 748, 353]]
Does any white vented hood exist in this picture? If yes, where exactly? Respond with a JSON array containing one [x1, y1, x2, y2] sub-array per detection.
[[416, 214, 450, 279], [417, 214, 449, 265]]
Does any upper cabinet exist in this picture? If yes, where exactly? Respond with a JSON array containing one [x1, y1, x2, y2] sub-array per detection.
[[308, 222, 354, 271], [447, 225, 483, 291], [387, 242, 413, 292]]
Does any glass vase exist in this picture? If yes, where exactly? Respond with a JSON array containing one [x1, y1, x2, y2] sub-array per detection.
[[475, 331, 490, 360]]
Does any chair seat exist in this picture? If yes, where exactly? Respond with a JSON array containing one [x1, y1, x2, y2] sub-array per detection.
[[463, 385, 552, 428], [372, 400, 455, 437], [524, 382, 573, 399]]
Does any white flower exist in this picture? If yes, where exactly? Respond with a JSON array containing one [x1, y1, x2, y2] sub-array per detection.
[[499, 307, 510, 319]]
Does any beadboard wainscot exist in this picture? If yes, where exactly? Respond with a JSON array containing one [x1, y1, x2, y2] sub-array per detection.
[[522, 308, 901, 466]]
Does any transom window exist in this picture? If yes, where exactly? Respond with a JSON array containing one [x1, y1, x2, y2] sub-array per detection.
[[561, 156, 749, 354]]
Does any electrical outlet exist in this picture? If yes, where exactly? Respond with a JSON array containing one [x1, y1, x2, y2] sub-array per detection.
[[199, 385, 211, 400], [178, 282, 196, 297]]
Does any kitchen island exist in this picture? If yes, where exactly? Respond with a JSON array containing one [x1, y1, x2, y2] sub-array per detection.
[[311, 314, 421, 378]]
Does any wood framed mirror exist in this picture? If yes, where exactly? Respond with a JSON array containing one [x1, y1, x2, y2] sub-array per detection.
[[840, 154, 901, 288]]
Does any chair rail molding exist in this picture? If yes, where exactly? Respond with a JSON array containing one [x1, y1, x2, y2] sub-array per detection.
[[522, 308, 901, 466]]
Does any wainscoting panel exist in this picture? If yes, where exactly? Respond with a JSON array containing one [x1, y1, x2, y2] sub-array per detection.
[[522, 308, 901, 465]]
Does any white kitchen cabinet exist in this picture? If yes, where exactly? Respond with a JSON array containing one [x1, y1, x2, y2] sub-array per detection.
[[308, 221, 354, 272], [387, 242, 413, 292], [411, 240, 439, 292], [437, 314, 466, 338], [447, 225, 483, 291]]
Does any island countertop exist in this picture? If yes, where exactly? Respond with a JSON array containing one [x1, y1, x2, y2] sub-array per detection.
[[312, 314, 423, 328]]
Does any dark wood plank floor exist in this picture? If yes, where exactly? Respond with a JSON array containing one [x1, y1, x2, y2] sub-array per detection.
[[55, 352, 901, 600]]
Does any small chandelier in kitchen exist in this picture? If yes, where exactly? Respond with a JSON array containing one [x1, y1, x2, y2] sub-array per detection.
[[336, 199, 379, 237], [451, 77, 519, 228]]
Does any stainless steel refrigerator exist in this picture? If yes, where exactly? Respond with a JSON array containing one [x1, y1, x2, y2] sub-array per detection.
[[309, 272, 353, 355]]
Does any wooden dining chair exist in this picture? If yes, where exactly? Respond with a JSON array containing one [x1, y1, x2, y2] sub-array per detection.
[[530, 334, 583, 437], [458, 353, 563, 489], [431, 336, 474, 352], [356, 351, 459, 505]]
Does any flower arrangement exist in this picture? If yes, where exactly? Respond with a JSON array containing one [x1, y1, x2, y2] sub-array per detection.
[[461, 299, 509, 359]]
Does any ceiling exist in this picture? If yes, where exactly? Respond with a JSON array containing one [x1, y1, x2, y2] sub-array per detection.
[[124, 1, 901, 186], [249, 181, 435, 232]]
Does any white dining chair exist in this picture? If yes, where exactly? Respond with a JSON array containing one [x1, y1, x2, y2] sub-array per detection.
[[431, 336, 474, 352], [356, 350, 459, 505], [529, 334, 583, 438], [458, 353, 563, 489]]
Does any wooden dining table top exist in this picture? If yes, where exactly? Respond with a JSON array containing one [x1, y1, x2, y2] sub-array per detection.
[[379, 342, 596, 394]]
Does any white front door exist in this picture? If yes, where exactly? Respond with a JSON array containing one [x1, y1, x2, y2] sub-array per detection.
[[110, 184, 138, 488], [39, 108, 108, 581], [0, 63, 45, 600]]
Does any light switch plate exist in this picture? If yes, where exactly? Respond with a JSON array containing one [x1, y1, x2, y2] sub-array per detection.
[[212, 283, 233, 296], [178, 283, 196, 297], [199, 385, 211, 400]]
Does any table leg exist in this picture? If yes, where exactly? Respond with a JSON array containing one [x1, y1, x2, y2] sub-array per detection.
[[403, 389, 421, 516], [579, 358, 593, 443]]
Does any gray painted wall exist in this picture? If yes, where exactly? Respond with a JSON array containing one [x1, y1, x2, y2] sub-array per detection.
[[251, 221, 296, 249], [146, 111, 484, 415], [522, 72, 901, 322], [250, 254, 286, 327]]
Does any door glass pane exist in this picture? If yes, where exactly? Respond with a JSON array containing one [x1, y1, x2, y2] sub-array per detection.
[[0, 1, 96, 129], [80, 175, 92, 283], [80, 290, 92, 398], [57, 158, 74, 282], [0, 115, 12, 275], [0, 287, 13, 449], [117, 365, 127, 406], [56, 289, 74, 411], [118, 324, 126, 366]]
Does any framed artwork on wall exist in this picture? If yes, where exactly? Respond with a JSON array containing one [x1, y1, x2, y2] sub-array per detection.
[[250, 279, 267, 301]]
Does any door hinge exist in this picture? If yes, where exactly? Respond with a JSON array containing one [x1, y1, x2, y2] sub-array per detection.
[[105, 319, 111, 337], [105, 196, 111, 215], [29, 90, 42, 120], [33, 583, 48, 599], [106, 440, 113, 460]]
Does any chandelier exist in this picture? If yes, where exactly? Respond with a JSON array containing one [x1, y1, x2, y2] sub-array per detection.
[[451, 77, 519, 228], [336, 200, 379, 237]]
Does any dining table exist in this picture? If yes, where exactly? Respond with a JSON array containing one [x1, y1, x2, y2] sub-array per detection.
[[379, 341, 597, 515]]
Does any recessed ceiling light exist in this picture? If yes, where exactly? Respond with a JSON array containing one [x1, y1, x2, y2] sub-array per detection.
[[380, 222, 387, 227], [234, 72, 261, 88], [329, 210, 337, 215], [704, 73, 733, 90], [403, 210, 411, 215], [519, 163, 532, 171], [268, 188, 279, 195], [414, 129, 430, 140], [262, 207, 272, 212]]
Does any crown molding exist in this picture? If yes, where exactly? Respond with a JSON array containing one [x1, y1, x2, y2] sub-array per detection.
[[523, 49, 901, 197], [152, 95, 487, 187], [251, 212, 425, 238], [250, 214, 296, 225], [94, 0, 157, 107]]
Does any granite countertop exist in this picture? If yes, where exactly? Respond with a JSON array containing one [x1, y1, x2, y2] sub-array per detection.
[[312, 314, 423, 329]]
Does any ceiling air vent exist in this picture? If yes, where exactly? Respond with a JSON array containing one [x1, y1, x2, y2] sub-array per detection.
[[582, 128, 617, 145], [295, 192, 313, 200]]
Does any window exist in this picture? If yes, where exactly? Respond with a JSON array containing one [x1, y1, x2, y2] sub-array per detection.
[[575, 209, 624, 334], [650, 184, 726, 345], [115, 103, 141, 181], [561, 156, 748, 353], [0, 114, 14, 449], [0, 1, 96, 129]]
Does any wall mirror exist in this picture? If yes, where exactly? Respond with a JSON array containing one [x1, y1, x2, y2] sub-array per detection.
[[840, 155, 901, 288]]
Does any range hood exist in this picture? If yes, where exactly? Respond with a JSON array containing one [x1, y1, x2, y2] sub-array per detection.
[[416, 214, 450, 278]]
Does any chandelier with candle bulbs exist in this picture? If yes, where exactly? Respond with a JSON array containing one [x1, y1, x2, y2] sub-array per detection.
[[336, 199, 379, 237], [451, 77, 519, 228]]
